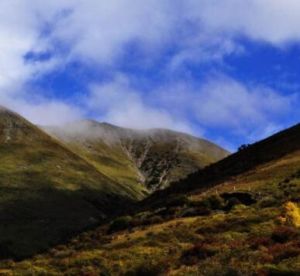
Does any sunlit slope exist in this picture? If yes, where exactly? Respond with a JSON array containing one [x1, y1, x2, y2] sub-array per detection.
[[45, 121, 229, 193], [45, 121, 148, 199], [0, 108, 138, 258]]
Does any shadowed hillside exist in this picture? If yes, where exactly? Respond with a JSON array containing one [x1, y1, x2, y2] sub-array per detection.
[[0, 108, 140, 258]]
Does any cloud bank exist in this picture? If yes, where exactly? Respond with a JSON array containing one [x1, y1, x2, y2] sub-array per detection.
[[0, 0, 300, 147]]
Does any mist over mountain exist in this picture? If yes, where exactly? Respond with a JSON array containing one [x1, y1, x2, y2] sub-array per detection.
[[44, 120, 229, 193]]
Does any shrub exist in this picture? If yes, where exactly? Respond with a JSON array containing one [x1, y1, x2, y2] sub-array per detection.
[[201, 194, 224, 210], [181, 242, 218, 265], [147, 215, 164, 225], [165, 195, 190, 208], [248, 236, 273, 250], [225, 197, 241, 211], [238, 144, 250, 151], [271, 226, 299, 243], [126, 260, 169, 276], [259, 196, 278, 208], [268, 243, 300, 263], [284, 202, 300, 227], [108, 216, 132, 233]]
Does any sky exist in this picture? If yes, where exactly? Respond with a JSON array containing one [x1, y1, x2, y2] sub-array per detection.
[[1, 0, 300, 151]]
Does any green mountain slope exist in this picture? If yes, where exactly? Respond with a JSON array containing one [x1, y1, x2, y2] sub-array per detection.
[[0, 108, 141, 258], [5, 123, 300, 275], [144, 123, 300, 207], [44, 120, 229, 194], [0, 108, 228, 259]]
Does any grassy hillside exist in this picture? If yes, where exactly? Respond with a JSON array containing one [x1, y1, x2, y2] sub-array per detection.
[[2, 124, 299, 275], [0, 108, 228, 260], [144, 123, 300, 208], [44, 121, 229, 194], [0, 108, 140, 259]]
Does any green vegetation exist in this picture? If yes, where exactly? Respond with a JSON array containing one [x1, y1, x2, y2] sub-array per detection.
[[0, 122, 299, 274], [0, 109, 228, 260], [0, 109, 299, 275], [45, 121, 229, 193], [0, 109, 138, 258]]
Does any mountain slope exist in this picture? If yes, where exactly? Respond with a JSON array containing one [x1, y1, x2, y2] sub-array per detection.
[[44, 120, 229, 193], [5, 123, 300, 275], [144, 123, 300, 207], [0, 108, 141, 258]]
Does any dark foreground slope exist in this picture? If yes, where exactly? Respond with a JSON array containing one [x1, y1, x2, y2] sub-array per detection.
[[2, 124, 300, 275], [0, 108, 140, 258], [45, 121, 229, 194]]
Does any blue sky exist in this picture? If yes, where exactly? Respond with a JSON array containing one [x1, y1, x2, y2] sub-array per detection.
[[1, 0, 300, 151]]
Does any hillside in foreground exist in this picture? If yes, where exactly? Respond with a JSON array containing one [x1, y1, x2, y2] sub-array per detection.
[[2, 123, 299, 275], [0, 108, 139, 259]]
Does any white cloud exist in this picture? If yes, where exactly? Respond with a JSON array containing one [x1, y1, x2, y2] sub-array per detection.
[[16, 101, 84, 126], [3, 1, 300, 86], [0, 0, 299, 140], [50, 0, 178, 65], [3, 0, 300, 89], [83, 73, 297, 146], [0, 90, 83, 126], [151, 74, 297, 142], [187, 0, 300, 45], [86, 75, 194, 133], [194, 76, 293, 130]]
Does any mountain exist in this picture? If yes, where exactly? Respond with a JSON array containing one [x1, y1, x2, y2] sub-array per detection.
[[0, 108, 142, 258], [44, 120, 229, 193], [4, 123, 300, 275], [0, 108, 228, 259], [144, 123, 300, 207]]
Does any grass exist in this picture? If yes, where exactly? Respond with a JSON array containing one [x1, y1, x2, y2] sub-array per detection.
[[45, 121, 229, 194], [0, 141, 299, 275], [0, 111, 299, 274], [0, 111, 141, 259], [0, 110, 228, 261]]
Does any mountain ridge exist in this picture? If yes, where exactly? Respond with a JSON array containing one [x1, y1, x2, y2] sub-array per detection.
[[44, 120, 229, 192], [143, 122, 300, 208], [0, 107, 228, 259]]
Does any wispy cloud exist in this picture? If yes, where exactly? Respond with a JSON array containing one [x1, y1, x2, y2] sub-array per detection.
[[0, 0, 300, 147], [86, 74, 194, 134]]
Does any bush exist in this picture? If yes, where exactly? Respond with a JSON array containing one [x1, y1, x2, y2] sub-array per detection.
[[248, 236, 273, 250], [181, 242, 218, 265], [268, 243, 300, 263], [108, 216, 132, 233], [147, 215, 164, 225], [271, 226, 299, 243], [165, 195, 190, 208], [225, 197, 242, 211], [238, 144, 250, 151], [210, 195, 225, 209], [259, 196, 278, 208], [126, 260, 169, 276], [284, 202, 300, 227], [202, 194, 224, 210]]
